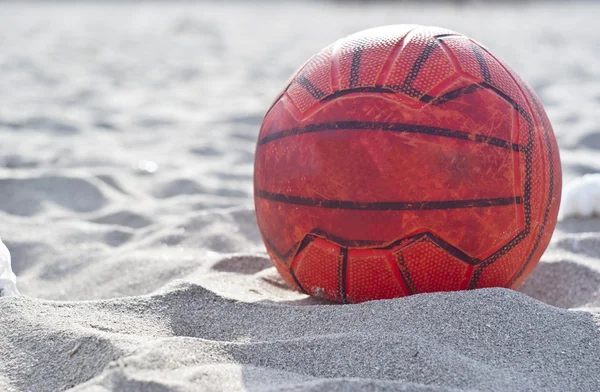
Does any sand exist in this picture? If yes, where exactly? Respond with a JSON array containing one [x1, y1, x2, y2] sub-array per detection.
[[0, 1, 599, 391]]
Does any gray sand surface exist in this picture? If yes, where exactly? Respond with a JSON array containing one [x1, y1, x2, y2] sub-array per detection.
[[0, 2, 599, 391]]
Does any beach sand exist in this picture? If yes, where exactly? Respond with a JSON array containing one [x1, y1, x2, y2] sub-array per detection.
[[0, 2, 599, 391]]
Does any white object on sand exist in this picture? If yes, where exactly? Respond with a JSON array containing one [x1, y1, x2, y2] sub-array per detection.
[[0, 237, 19, 297], [559, 174, 600, 220]]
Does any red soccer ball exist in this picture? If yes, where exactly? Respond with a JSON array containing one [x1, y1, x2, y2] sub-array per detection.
[[253, 25, 561, 303]]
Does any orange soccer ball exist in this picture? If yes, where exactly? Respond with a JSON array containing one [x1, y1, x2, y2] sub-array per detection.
[[253, 25, 561, 303]]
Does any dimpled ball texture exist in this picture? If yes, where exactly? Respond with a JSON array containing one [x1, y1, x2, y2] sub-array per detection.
[[253, 25, 562, 304]]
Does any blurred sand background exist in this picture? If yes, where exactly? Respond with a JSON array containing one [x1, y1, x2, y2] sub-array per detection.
[[0, 1, 599, 391]]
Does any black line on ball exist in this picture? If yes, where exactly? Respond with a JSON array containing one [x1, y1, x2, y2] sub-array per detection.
[[257, 120, 522, 152], [261, 228, 486, 267], [395, 252, 417, 295], [431, 83, 483, 105], [349, 45, 364, 88], [296, 75, 326, 100], [289, 266, 309, 294], [419, 94, 434, 103], [434, 33, 460, 39], [423, 232, 479, 265], [320, 85, 396, 102], [256, 190, 522, 211], [398, 40, 439, 97], [339, 247, 349, 303], [467, 84, 535, 287], [471, 43, 492, 83], [509, 86, 556, 286], [296, 235, 315, 255]]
